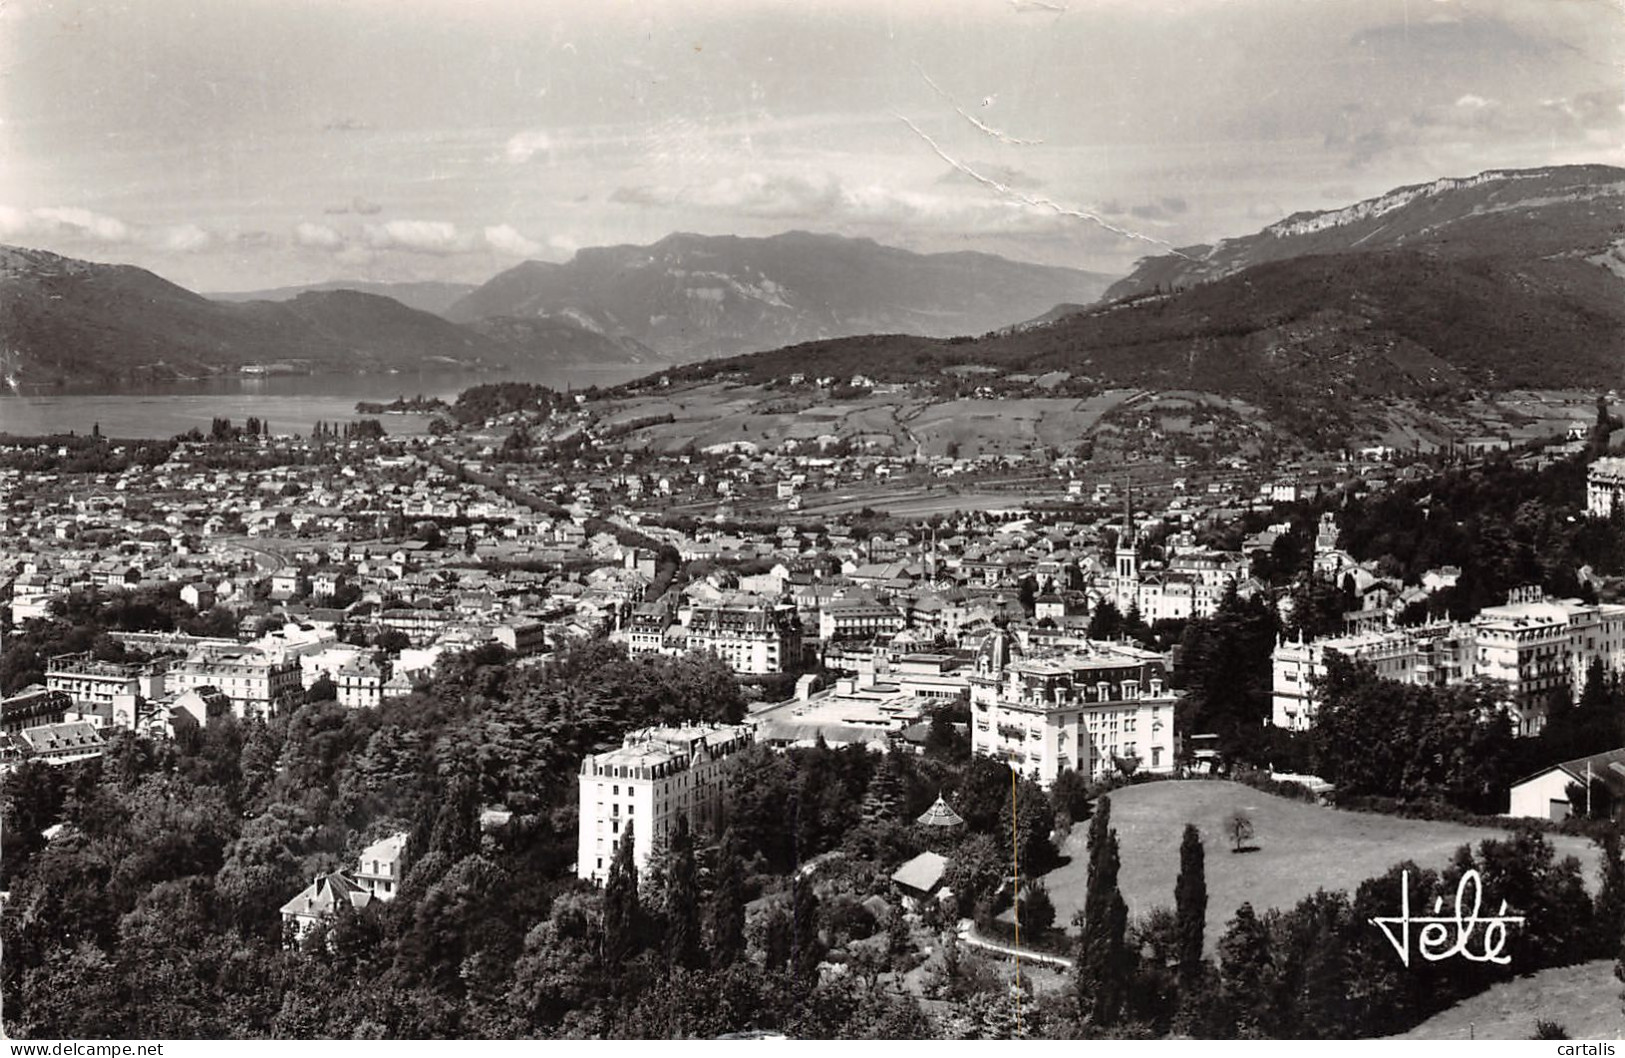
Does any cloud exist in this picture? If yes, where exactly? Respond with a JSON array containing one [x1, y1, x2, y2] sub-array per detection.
[[0, 205, 33, 239], [610, 168, 1136, 248], [362, 219, 467, 254], [548, 234, 580, 256], [1347, 128, 1395, 168], [613, 172, 843, 217], [1330, 83, 1625, 169], [30, 206, 132, 243], [505, 130, 553, 163], [1113, 197, 1190, 222], [1349, 14, 1551, 60], [483, 224, 541, 257], [324, 195, 384, 216], [0, 205, 260, 256], [162, 224, 211, 252], [1543, 88, 1625, 130], [293, 221, 344, 249]]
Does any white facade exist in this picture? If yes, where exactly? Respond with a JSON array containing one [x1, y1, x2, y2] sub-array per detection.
[[46, 653, 164, 714], [1472, 592, 1625, 736], [336, 659, 385, 709], [1270, 594, 1625, 736], [355, 832, 409, 901], [170, 646, 301, 721], [818, 600, 905, 642], [1508, 767, 1579, 822], [1587, 457, 1625, 519], [1270, 623, 1472, 730], [576, 724, 754, 886], [968, 632, 1177, 788], [682, 596, 802, 675]]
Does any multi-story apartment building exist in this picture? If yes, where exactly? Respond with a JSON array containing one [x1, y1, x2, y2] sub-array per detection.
[[1587, 456, 1625, 519], [682, 595, 802, 675], [335, 657, 386, 709], [492, 620, 549, 656], [818, 598, 905, 643], [576, 724, 754, 885], [1095, 533, 1253, 623], [170, 646, 301, 721], [376, 607, 455, 646], [46, 653, 167, 717], [1134, 572, 1226, 624], [625, 601, 677, 657], [968, 629, 1177, 788], [1270, 591, 1625, 736], [1, 688, 71, 735], [1271, 622, 1473, 730], [1470, 591, 1625, 736]]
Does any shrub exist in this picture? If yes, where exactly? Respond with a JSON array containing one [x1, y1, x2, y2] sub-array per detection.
[[1018, 881, 1056, 935]]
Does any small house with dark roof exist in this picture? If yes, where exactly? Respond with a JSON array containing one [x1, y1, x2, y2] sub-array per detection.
[[890, 850, 949, 909], [18, 721, 106, 763], [279, 872, 376, 945], [1509, 747, 1625, 821]]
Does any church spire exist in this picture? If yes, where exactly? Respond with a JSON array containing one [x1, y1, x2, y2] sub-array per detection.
[[1116, 476, 1138, 599]]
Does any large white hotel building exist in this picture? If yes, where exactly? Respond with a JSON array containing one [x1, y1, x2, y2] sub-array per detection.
[[968, 628, 1179, 788], [576, 723, 754, 885]]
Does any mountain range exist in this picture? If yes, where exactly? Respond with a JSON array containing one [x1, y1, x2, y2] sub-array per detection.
[[6, 165, 1621, 425], [0, 233, 1110, 388], [442, 230, 1114, 361], [659, 165, 1625, 447], [208, 279, 477, 316]]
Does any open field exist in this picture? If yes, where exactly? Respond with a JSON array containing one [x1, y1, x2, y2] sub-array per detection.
[[592, 379, 1605, 461], [1041, 780, 1603, 954], [794, 487, 1061, 519], [592, 384, 1156, 459], [1392, 959, 1625, 1040]]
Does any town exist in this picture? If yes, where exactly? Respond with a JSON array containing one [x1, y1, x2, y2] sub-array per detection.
[[6, 382, 1625, 1039]]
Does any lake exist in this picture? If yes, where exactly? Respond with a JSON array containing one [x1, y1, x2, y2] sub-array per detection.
[[0, 365, 656, 440]]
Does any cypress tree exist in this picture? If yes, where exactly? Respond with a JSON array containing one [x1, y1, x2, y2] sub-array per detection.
[[1175, 823, 1208, 988], [604, 820, 641, 970], [1099, 881, 1129, 1026], [1077, 797, 1113, 1012], [1217, 902, 1273, 1037], [427, 773, 480, 861], [1077, 807, 1128, 1027], [708, 827, 747, 969], [790, 875, 824, 995], [1084, 795, 1113, 901], [1596, 829, 1625, 959], [664, 815, 702, 970], [860, 752, 905, 826]]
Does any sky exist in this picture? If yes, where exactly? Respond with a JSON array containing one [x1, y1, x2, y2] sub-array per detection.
[[1, 0, 1621, 291]]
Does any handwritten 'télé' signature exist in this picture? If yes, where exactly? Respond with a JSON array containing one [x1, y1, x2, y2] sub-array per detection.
[[1368, 869, 1525, 968]]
